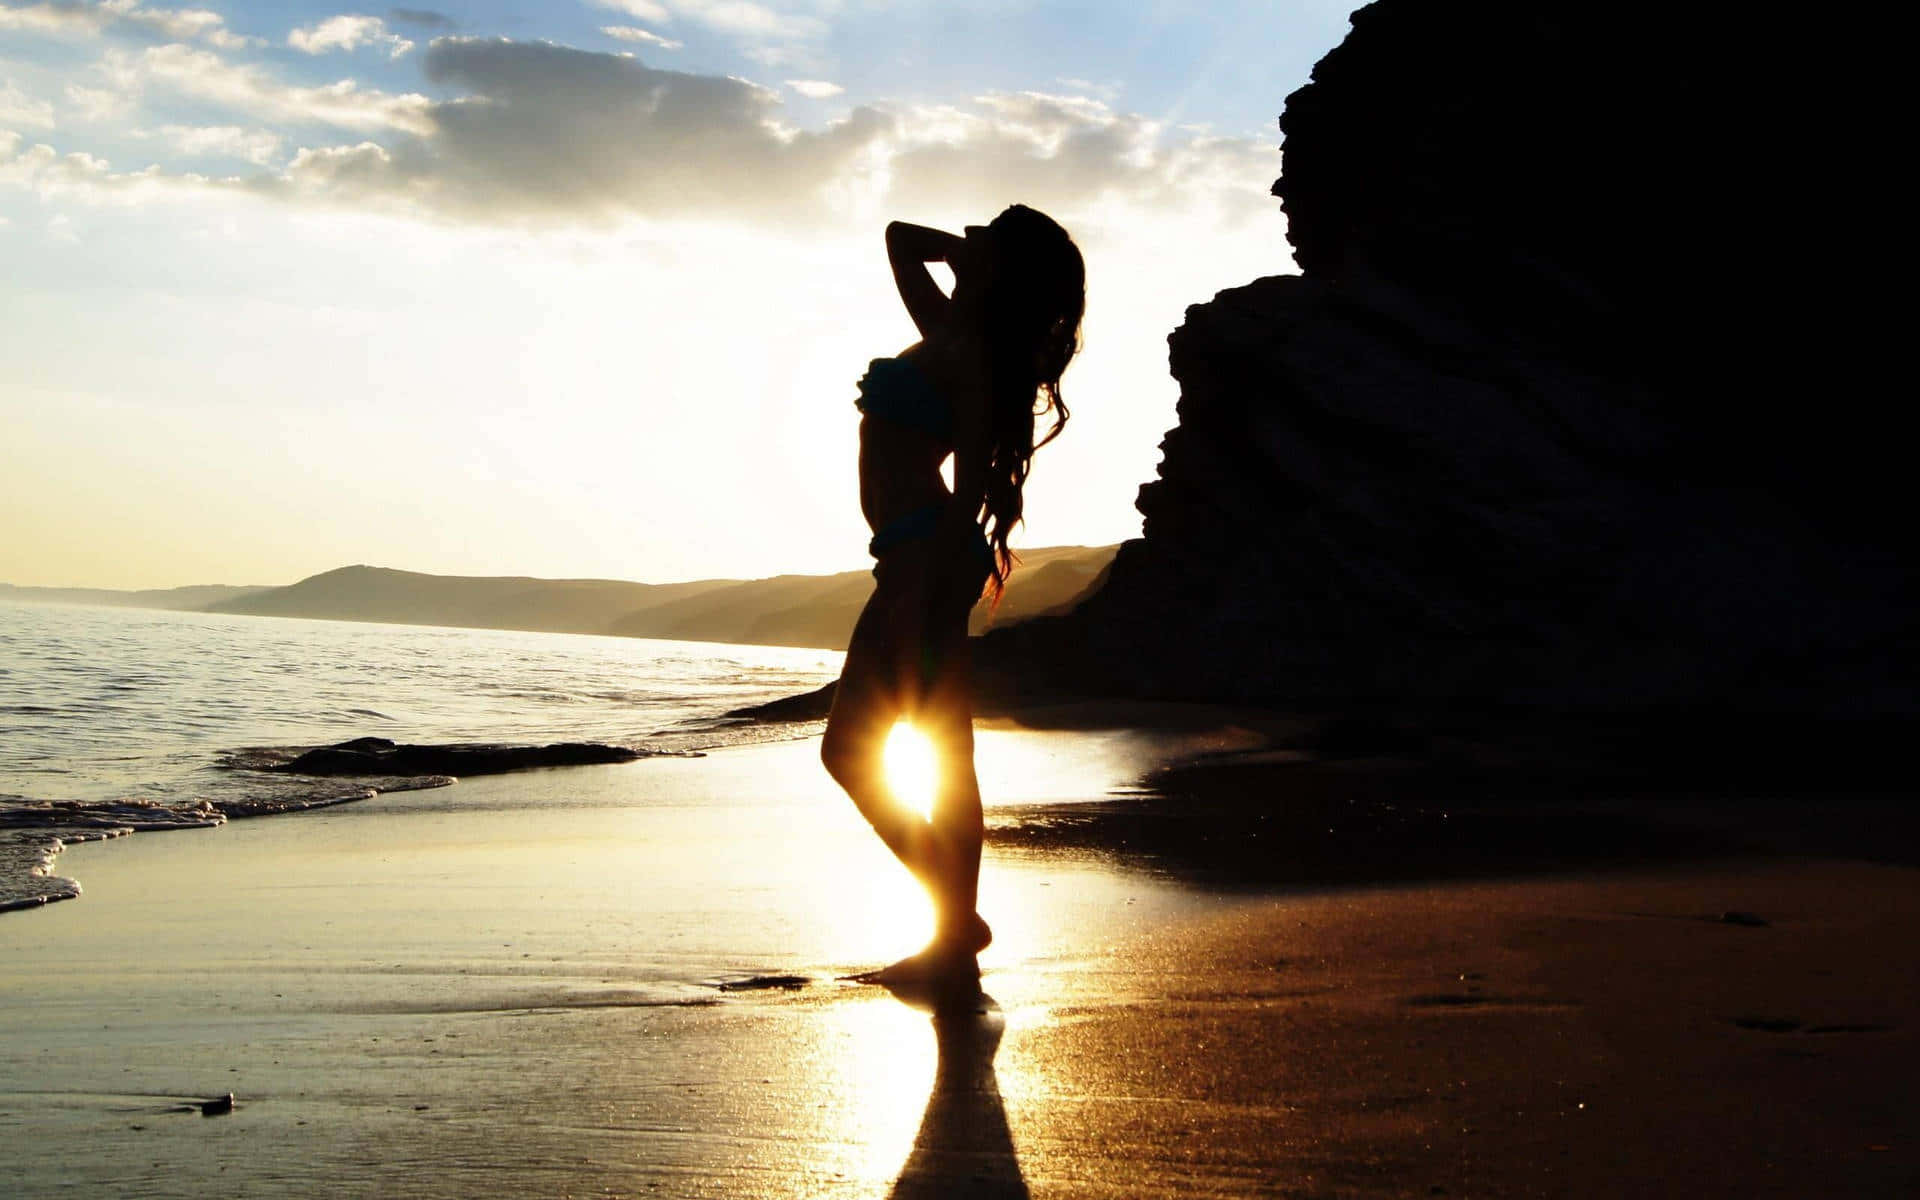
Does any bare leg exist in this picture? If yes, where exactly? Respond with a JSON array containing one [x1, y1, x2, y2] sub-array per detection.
[[919, 626, 990, 954], [822, 553, 944, 888], [823, 546, 990, 971]]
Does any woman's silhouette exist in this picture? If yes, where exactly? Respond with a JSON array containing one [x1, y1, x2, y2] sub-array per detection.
[[822, 206, 1085, 983]]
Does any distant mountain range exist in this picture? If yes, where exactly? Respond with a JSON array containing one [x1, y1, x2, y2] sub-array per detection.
[[0, 582, 273, 610], [2, 547, 1117, 651]]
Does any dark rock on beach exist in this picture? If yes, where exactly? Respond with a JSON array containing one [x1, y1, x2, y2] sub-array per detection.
[[974, 1, 1914, 729], [268, 736, 642, 777], [726, 683, 836, 724]]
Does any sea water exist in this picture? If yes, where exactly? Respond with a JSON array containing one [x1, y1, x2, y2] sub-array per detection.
[[0, 601, 845, 910]]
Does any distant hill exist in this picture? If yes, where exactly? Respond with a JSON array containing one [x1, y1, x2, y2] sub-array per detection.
[[205, 565, 733, 636], [204, 547, 1119, 650], [606, 544, 1118, 648], [0, 582, 272, 610]]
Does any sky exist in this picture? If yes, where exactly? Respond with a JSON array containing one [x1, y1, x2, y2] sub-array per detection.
[[1, 1, 1355, 589]]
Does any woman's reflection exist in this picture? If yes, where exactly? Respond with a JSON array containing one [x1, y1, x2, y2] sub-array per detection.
[[885, 989, 1030, 1199]]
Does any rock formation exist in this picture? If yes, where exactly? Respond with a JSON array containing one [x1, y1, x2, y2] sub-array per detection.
[[981, 0, 1914, 717], [263, 736, 643, 777]]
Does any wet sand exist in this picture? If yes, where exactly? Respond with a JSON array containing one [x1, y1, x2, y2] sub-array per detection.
[[1, 731, 1915, 1197]]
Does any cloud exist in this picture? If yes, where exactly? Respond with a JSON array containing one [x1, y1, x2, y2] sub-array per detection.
[[153, 123, 281, 164], [387, 7, 453, 29], [108, 43, 433, 133], [265, 37, 887, 223], [785, 78, 840, 99], [279, 139, 396, 193], [590, 0, 671, 21], [0, 1, 252, 49], [882, 91, 1274, 225], [289, 14, 414, 58], [8, 38, 1274, 236], [1055, 77, 1121, 102], [64, 81, 133, 121], [588, 0, 826, 42], [600, 24, 681, 50], [666, 0, 824, 40], [0, 128, 212, 204], [248, 43, 1271, 230], [1, 78, 57, 129]]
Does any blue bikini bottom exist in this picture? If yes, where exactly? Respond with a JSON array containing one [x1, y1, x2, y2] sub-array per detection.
[[868, 504, 996, 579]]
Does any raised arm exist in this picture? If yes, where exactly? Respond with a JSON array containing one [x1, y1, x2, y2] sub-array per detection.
[[886, 221, 962, 338]]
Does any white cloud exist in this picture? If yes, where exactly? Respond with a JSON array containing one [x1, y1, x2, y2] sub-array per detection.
[[1056, 77, 1121, 102], [589, 0, 826, 42], [600, 25, 681, 50], [252, 45, 1273, 231], [288, 14, 414, 58], [591, 0, 671, 22], [1, 78, 56, 129], [110, 44, 433, 133], [0, 129, 212, 205], [278, 140, 396, 196], [154, 123, 281, 164], [9, 40, 1274, 236], [882, 91, 1273, 226], [64, 82, 134, 121], [255, 37, 885, 222], [668, 0, 824, 40], [785, 79, 841, 99], [0, 1, 252, 49]]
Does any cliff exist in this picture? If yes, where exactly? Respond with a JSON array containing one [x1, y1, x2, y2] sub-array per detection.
[[980, 1, 1913, 718]]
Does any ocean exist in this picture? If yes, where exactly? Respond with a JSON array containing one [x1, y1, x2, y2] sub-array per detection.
[[0, 601, 846, 911], [0, 601, 1180, 916]]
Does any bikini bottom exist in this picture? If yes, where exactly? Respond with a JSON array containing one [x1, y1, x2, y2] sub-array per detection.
[[867, 504, 996, 580]]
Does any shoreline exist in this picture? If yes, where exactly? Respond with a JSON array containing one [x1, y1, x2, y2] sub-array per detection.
[[15, 688, 1915, 921], [4, 716, 1915, 1195]]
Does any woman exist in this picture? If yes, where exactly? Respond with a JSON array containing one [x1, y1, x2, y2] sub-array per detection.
[[821, 205, 1085, 984]]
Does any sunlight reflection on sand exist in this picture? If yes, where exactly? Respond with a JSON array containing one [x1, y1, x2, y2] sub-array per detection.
[[802, 997, 940, 1185], [0, 728, 1232, 1194]]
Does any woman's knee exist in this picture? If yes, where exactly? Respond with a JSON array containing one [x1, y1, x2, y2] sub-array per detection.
[[821, 727, 877, 789]]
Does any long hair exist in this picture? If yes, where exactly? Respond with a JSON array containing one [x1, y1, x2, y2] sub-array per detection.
[[976, 204, 1084, 602]]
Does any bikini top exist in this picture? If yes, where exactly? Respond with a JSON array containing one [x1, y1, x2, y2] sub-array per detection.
[[854, 356, 951, 442]]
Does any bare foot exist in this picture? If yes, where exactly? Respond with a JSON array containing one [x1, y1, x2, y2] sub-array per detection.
[[848, 944, 982, 1003], [841, 914, 990, 996]]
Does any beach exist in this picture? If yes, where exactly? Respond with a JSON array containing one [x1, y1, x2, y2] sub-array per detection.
[[5, 0, 1910, 1195], [3, 729, 1913, 1198]]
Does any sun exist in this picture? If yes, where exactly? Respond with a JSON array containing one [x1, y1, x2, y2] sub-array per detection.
[[882, 721, 937, 819]]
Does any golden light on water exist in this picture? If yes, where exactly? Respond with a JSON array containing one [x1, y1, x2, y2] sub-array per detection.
[[884, 722, 938, 819]]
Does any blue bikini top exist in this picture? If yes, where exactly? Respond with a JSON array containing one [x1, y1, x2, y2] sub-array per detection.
[[854, 357, 951, 442]]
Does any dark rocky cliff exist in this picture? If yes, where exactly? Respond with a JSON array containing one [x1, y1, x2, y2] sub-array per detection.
[[981, 1, 1913, 718]]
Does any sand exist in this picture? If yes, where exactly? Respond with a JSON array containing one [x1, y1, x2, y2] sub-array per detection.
[[1, 731, 1915, 1197]]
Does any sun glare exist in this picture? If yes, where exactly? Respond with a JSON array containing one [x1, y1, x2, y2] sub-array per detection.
[[883, 722, 937, 819]]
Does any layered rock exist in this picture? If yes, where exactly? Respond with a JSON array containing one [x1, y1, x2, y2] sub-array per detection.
[[255, 737, 644, 777], [982, 0, 1914, 716]]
